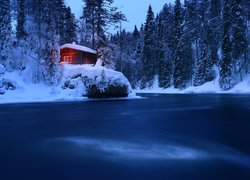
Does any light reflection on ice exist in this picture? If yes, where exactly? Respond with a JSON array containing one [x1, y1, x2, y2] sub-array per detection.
[[60, 137, 207, 160], [46, 137, 250, 167]]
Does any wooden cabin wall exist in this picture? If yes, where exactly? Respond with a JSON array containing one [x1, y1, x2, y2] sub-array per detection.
[[60, 48, 97, 64]]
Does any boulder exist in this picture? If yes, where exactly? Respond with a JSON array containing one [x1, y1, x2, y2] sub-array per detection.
[[62, 65, 133, 98]]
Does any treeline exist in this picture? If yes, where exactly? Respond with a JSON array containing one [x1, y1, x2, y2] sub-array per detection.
[[110, 0, 250, 90]]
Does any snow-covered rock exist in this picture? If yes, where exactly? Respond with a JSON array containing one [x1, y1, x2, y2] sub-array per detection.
[[62, 64, 133, 98]]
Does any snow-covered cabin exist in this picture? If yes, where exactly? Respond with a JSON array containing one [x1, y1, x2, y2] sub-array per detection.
[[59, 43, 97, 65]]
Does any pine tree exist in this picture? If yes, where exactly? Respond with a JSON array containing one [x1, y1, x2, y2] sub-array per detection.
[[208, 0, 222, 65], [219, 0, 233, 90], [231, 0, 248, 81], [16, 0, 27, 40], [155, 13, 173, 88], [64, 7, 77, 44], [184, 0, 200, 62], [132, 25, 140, 39], [82, 0, 96, 48], [194, 24, 215, 86], [159, 3, 175, 88], [155, 14, 165, 88], [173, 0, 186, 89], [23, 0, 62, 84], [142, 5, 156, 88], [193, 0, 218, 87], [0, 0, 12, 70], [54, 0, 68, 44], [82, 0, 126, 49], [135, 24, 145, 88]]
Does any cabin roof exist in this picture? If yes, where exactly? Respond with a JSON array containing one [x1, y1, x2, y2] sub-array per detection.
[[59, 43, 97, 54]]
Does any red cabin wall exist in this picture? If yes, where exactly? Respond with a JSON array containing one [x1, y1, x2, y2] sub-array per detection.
[[60, 48, 97, 65]]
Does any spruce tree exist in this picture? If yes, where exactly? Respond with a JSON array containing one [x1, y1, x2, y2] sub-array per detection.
[[208, 0, 222, 65], [142, 5, 156, 87], [160, 4, 175, 88], [184, 0, 200, 62], [194, 24, 215, 86], [54, 0, 68, 44], [135, 24, 145, 88], [219, 0, 233, 90], [82, 0, 126, 49], [64, 7, 77, 44], [173, 0, 186, 89], [16, 0, 27, 40], [231, 0, 248, 81], [132, 25, 140, 39], [0, 0, 12, 69]]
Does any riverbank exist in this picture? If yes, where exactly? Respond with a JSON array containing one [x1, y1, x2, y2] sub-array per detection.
[[0, 65, 137, 104], [136, 76, 250, 94]]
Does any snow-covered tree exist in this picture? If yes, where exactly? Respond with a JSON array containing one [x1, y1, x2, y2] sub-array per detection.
[[16, 0, 27, 40], [82, 0, 126, 49], [0, 0, 12, 70], [231, 0, 248, 81], [219, 0, 233, 90], [63, 7, 77, 44], [173, 0, 187, 89], [142, 5, 156, 88]]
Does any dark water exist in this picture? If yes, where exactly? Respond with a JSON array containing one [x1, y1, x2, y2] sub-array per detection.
[[0, 94, 250, 180]]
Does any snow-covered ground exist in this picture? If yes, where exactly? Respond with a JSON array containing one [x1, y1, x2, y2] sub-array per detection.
[[136, 75, 250, 94], [2, 63, 250, 105], [0, 64, 136, 104]]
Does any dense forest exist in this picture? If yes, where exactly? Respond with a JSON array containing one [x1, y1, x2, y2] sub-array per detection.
[[1, 0, 250, 91], [111, 0, 250, 90]]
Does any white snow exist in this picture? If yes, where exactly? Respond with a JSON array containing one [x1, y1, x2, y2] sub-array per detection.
[[95, 58, 103, 66], [136, 75, 250, 94], [0, 64, 136, 104], [0, 64, 5, 74], [63, 64, 131, 85], [59, 43, 97, 54]]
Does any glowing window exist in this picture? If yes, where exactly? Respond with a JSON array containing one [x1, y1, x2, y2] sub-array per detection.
[[64, 56, 72, 63]]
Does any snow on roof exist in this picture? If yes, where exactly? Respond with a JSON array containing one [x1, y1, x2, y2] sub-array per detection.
[[59, 43, 97, 54]]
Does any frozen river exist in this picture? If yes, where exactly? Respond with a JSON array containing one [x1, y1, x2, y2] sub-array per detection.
[[0, 94, 250, 179]]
